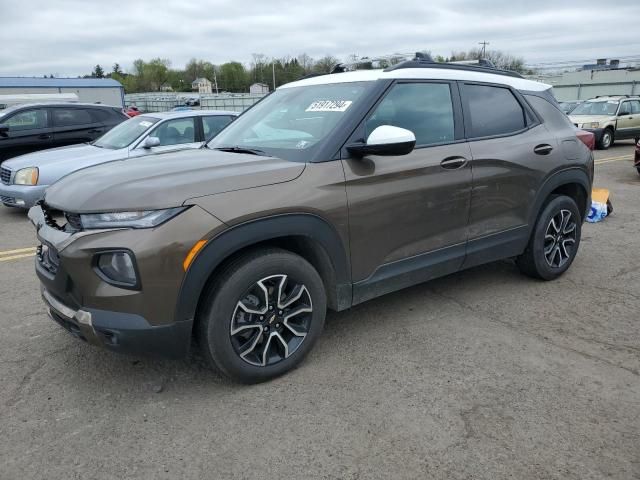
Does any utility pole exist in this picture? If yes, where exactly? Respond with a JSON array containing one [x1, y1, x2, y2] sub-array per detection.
[[213, 70, 219, 94], [272, 62, 276, 91], [479, 41, 490, 59]]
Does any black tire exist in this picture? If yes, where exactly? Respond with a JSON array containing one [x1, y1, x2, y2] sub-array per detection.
[[597, 128, 614, 150], [516, 195, 582, 281], [197, 248, 327, 383], [636, 167, 640, 177]]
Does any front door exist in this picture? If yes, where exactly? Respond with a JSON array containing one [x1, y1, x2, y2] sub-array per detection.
[[341, 81, 472, 304], [0, 108, 52, 162], [615, 100, 640, 140]]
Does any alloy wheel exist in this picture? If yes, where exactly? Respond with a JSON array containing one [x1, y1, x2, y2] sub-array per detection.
[[543, 209, 577, 268], [230, 274, 313, 366], [602, 131, 612, 148]]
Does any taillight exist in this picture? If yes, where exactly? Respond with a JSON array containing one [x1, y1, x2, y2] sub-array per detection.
[[576, 129, 595, 151]]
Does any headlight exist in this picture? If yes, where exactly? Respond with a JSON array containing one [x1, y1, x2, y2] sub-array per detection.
[[14, 167, 38, 185], [80, 207, 187, 229], [588, 122, 600, 129]]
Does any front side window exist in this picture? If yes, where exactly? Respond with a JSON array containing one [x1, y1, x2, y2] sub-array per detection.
[[93, 116, 158, 149], [208, 82, 375, 162], [365, 83, 455, 146], [570, 101, 619, 116], [203, 115, 234, 140], [5, 109, 48, 131], [463, 84, 526, 138], [52, 108, 92, 127], [151, 117, 196, 146]]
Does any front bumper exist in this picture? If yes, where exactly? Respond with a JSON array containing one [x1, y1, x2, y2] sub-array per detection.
[[0, 183, 47, 208], [29, 204, 221, 359], [579, 128, 605, 142]]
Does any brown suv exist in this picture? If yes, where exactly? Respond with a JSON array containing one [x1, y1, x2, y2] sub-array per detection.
[[29, 58, 594, 383]]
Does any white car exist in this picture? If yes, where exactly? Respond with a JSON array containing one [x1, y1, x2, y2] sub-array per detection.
[[0, 109, 238, 208]]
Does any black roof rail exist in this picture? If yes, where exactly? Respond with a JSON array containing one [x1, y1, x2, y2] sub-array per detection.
[[384, 52, 524, 79]]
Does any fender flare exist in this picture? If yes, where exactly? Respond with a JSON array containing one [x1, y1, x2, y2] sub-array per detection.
[[174, 213, 352, 324], [528, 167, 591, 228]]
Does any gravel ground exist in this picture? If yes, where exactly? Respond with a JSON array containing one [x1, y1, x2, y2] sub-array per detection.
[[1, 142, 639, 480]]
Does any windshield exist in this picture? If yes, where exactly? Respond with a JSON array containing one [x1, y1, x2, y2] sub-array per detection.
[[570, 101, 618, 116], [93, 116, 159, 149], [208, 82, 374, 162]]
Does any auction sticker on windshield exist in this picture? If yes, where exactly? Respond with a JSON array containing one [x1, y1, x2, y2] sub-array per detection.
[[306, 100, 352, 112], [139, 120, 153, 127]]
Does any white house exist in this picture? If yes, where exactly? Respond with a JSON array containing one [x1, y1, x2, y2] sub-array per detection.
[[249, 83, 270, 94], [191, 78, 213, 94]]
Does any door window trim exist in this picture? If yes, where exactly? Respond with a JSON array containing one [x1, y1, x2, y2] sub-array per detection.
[[459, 80, 541, 142]]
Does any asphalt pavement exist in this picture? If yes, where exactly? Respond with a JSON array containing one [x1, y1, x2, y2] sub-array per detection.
[[1, 142, 639, 480]]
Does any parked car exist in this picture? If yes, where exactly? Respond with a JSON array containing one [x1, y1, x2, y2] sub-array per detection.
[[29, 57, 593, 383], [0, 103, 127, 164], [634, 139, 640, 175], [569, 95, 640, 149], [558, 100, 582, 114], [0, 110, 237, 208], [124, 106, 142, 117]]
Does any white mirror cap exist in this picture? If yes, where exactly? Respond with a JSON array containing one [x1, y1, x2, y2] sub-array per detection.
[[366, 125, 416, 146], [144, 136, 161, 147]]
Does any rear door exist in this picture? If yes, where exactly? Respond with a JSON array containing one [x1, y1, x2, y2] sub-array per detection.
[[0, 108, 52, 161], [51, 107, 103, 147], [460, 82, 561, 268], [341, 81, 472, 301]]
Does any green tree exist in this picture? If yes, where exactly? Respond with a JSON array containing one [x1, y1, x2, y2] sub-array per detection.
[[92, 64, 104, 78], [218, 62, 248, 92], [313, 55, 340, 74], [112, 63, 123, 76]]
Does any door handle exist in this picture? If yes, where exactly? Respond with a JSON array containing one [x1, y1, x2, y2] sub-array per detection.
[[534, 144, 553, 155], [38, 134, 51, 140], [440, 156, 468, 170]]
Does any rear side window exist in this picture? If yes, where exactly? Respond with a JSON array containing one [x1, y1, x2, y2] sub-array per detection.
[[4, 109, 48, 131], [53, 108, 92, 127], [462, 84, 526, 138], [89, 109, 112, 122], [365, 83, 455, 146], [202, 115, 234, 140]]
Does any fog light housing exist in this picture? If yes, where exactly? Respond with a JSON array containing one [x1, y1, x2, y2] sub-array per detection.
[[95, 250, 139, 288]]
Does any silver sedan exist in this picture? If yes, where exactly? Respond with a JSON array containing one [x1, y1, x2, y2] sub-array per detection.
[[0, 109, 238, 209]]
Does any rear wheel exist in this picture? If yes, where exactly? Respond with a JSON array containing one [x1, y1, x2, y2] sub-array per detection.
[[197, 248, 327, 383], [517, 195, 581, 280], [597, 128, 614, 149]]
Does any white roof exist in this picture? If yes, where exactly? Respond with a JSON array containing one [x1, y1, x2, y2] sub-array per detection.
[[279, 68, 551, 92]]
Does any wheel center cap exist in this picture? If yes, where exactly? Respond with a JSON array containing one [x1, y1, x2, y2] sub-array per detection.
[[268, 314, 277, 325]]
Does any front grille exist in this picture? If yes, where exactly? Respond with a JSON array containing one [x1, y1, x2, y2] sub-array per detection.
[[37, 244, 59, 275], [0, 195, 15, 204], [0, 167, 11, 184]]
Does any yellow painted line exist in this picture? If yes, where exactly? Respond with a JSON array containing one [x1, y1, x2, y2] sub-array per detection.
[[0, 252, 35, 262], [595, 154, 633, 165], [0, 247, 37, 256]]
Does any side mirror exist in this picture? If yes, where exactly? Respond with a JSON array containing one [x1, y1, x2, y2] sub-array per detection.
[[347, 125, 416, 157], [0, 124, 9, 137], [143, 136, 161, 149]]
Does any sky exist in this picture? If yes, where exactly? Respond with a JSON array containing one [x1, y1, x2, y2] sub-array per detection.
[[2, 0, 640, 77]]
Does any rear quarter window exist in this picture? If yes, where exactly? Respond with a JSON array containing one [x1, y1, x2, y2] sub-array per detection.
[[525, 94, 575, 130], [462, 84, 526, 138]]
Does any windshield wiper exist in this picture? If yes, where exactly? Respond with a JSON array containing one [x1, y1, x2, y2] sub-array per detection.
[[214, 146, 271, 157]]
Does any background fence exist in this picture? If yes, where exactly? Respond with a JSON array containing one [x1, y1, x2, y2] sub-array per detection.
[[124, 92, 266, 113]]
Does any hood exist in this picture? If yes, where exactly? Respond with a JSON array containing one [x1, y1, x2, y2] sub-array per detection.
[[568, 114, 613, 125], [2, 144, 126, 181], [44, 148, 305, 213]]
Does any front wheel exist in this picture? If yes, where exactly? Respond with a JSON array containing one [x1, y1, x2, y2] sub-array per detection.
[[516, 195, 582, 280], [197, 248, 327, 383], [597, 129, 614, 149]]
